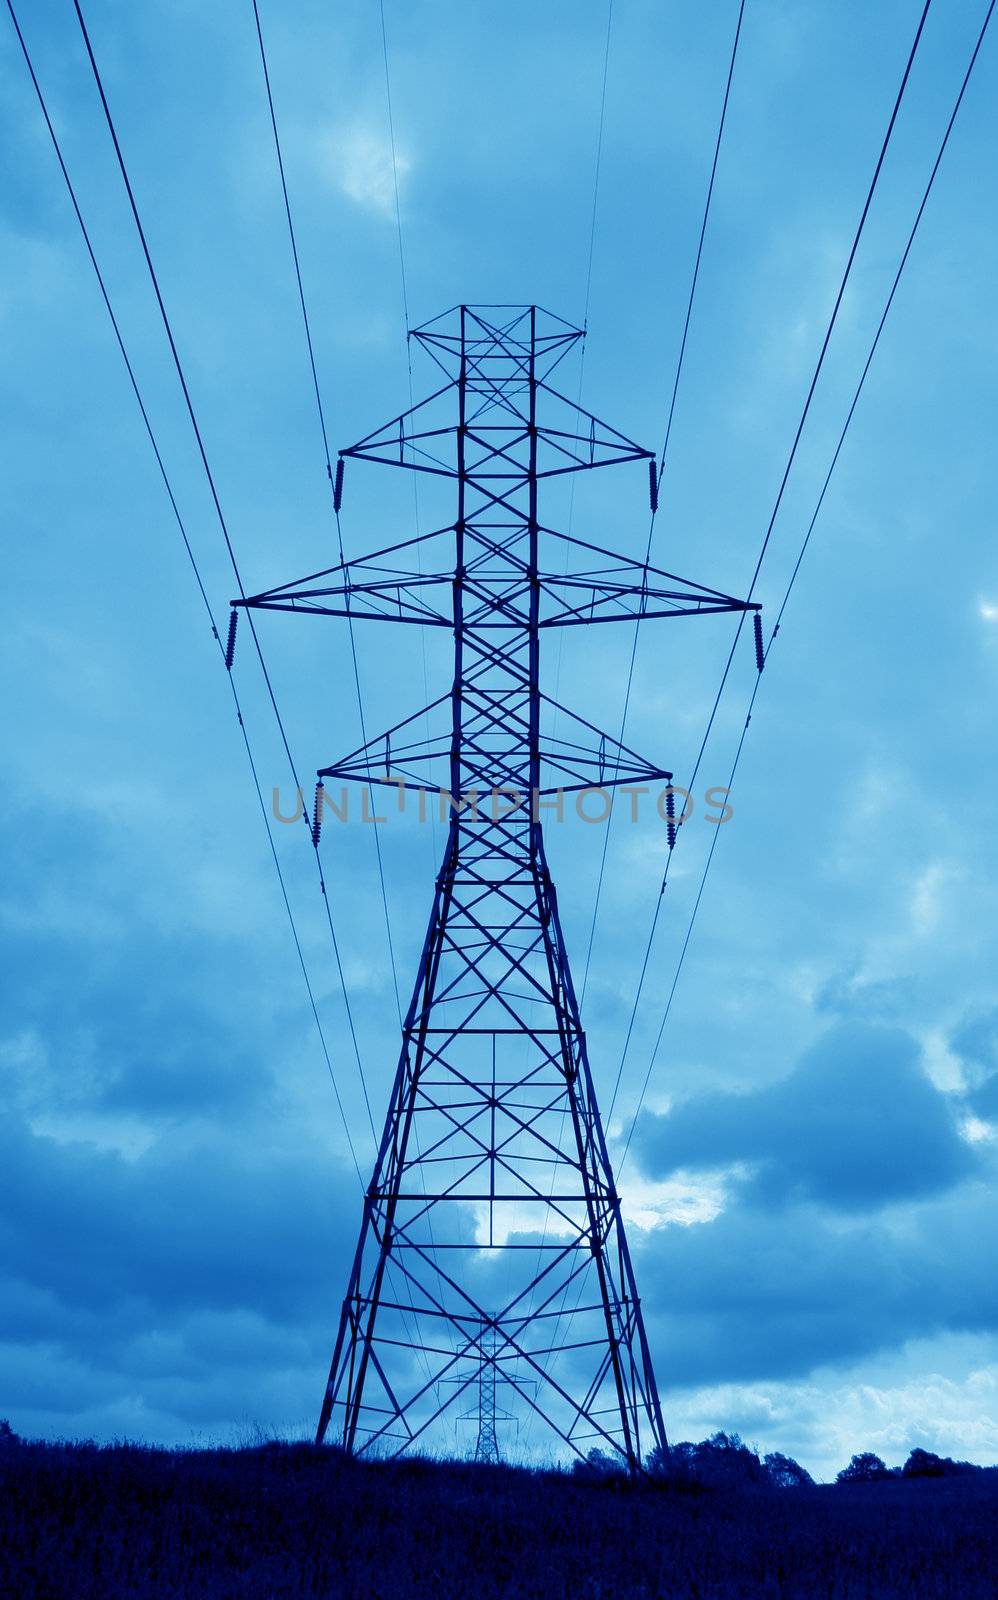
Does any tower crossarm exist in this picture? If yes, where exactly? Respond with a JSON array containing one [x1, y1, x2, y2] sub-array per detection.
[[235, 575, 451, 627], [314, 689, 673, 797], [231, 540, 756, 633], [338, 374, 655, 484]]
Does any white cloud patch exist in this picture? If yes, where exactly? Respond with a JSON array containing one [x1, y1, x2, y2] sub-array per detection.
[[320, 125, 410, 218], [665, 1357, 998, 1481], [979, 598, 998, 623], [909, 861, 955, 937], [920, 1027, 966, 1093], [620, 1167, 729, 1231]]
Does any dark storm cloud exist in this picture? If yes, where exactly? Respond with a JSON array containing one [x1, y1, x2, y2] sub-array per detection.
[[0, 1113, 353, 1325], [0, 1112, 358, 1436], [634, 1022, 974, 1210], [633, 1177, 998, 1386], [0, 805, 275, 1119]]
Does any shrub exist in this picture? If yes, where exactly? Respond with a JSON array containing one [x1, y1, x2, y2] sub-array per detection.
[[571, 1446, 627, 1483]]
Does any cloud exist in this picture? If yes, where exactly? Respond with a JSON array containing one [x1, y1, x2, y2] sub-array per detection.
[[949, 1009, 998, 1124], [0, 1111, 357, 1440], [321, 126, 409, 217], [663, 1353, 998, 1480], [0, 1113, 353, 1325], [909, 863, 954, 937], [952, 1007, 998, 1077], [968, 1076, 998, 1123], [813, 969, 920, 1025], [979, 599, 998, 623], [632, 1178, 998, 1388], [633, 1022, 975, 1211], [0, 800, 289, 1126], [0, 910, 276, 1125]]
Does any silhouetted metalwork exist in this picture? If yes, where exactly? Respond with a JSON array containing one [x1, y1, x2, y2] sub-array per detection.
[[472, 1322, 501, 1465], [235, 306, 755, 1470]]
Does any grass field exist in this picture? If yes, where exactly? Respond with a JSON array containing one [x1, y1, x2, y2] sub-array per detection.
[[1, 1437, 996, 1599]]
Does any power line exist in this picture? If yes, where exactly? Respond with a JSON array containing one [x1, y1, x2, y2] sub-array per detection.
[[249, 0, 332, 473], [605, 0, 936, 1126], [378, 0, 439, 877], [548, 0, 614, 719], [253, 2, 445, 1380], [379, 0, 410, 331], [580, 0, 745, 1007], [66, 0, 376, 1139], [251, 0, 404, 1037], [249, 0, 441, 1387], [560, 0, 938, 1379], [366, 33, 461, 1331], [3, 0, 365, 1183], [524, 4, 619, 1418], [616, 0, 996, 1177], [533, 0, 744, 1406], [583, 0, 614, 331]]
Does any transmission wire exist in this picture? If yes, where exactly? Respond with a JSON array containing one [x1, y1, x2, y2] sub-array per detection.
[[67, 0, 377, 1140], [554, 0, 938, 1378], [3, 0, 366, 1185], [251, 0, 403, 1040], [539, 0, 742, 1404], [616, 0, 996, 1179], [604, 0, 935, 1128], [378, 0, 439, 873], [523, 2, 617, 1432], [249, 0, 451, 1392], [550, 0, 613, 722], [584, 0, 614, 330], [580, 0, 746, 1006]]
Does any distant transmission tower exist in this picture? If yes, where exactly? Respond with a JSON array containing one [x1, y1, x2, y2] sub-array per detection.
[[460, 1320, 504, 1464], [233, 306, 754, 1470], [473, 1321, 501, 1465]]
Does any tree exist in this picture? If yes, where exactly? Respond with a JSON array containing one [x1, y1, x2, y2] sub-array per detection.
[[902, 1448, 946, 1478], [764, 1451, 814, 1488], [902, 1447, 981, 1479], [836, 1451, 892, 1483]]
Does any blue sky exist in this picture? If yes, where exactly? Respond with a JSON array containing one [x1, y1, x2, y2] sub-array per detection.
[[2, 0, 997, 1479]]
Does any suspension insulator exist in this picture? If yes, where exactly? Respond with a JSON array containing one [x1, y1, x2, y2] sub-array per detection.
[[648, 458, 659, 514], [312, 781, 324, 847], [753, 610, 765, 673], [224, 607, 238, 671], [666, 785, 677, 851], [333, 457, 345, 513]]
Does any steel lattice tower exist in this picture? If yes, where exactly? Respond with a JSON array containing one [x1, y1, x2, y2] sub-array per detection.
[[474, 1326, 500, 1465], [464, 1320, 503, 1465], [234, 306, 754, 1470]]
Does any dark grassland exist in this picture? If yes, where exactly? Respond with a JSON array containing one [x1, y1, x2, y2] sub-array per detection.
[[1, 1438, 996, 1600]]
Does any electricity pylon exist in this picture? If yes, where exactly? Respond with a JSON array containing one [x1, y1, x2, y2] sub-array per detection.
[[456, 1319, 513, 1465], [233, 306, 755, 1470], [473, 1321, 501, 1465]]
